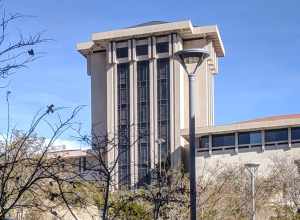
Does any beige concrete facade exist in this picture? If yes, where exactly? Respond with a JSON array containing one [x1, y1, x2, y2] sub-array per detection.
[[180, 115, 300, 179], [196, 142, 300, 179], [77, 20, 223, 186]]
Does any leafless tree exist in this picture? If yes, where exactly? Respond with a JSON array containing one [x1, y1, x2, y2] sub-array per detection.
[[268, 156, 300, 219], [133, 163, 189, 220], [196, 161, 289, 220], [0, 104, 83, 220], [0, 0, 48, 81], [76, 128, 191, 220], [75, 130, 135, 220]]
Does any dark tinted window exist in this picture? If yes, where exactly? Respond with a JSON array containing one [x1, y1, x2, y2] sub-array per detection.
[[238, 131, 261, 145], [137, 61, 150, 185], [136, 45, 148, 56], [157, 58, 170, 163], [156, 42, 169, 53], [117, 47, 128, 58], [117, 63, 130, 187], [159, 83, 168, 100], [291, 127, 300, 140], [265, 129, 288, 142], [199, 136, 209, 149], [212, 134, 235, 148]]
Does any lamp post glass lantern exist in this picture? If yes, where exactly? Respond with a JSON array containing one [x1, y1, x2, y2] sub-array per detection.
[[174, 48, 210, 76], [174, 48, 209, 220]]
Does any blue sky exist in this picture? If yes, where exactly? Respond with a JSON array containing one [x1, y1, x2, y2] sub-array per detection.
[[0, 0, 299, 147]]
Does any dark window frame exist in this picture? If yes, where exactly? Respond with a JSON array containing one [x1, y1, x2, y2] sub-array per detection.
[[157, 58, 170, 164], [238, 131, 262, 145], [199, 136, 209, 150], [156, 42, 169, 54], [136, 44, 148, 56], [116, 47, 128, 58], [291, 127, 300, 140], [265, 128, 288, 143], [212, 133, 235, 148]]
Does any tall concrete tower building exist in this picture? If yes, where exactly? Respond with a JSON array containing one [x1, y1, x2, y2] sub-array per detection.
[[77, 20, 225, 187]]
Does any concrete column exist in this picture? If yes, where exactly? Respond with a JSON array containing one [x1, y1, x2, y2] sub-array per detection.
[[149, 58, 155, 169], [113, 63, 119, 188], [207, 68, 211, 126], [288, 127, 292, 148], [208, 135, 212, 156], [129, 61, 136, 187], [132, 39, 136, 61], [128, 40, 132, 61], [152, 36, 157, 59], [152, 37, 158, 167], [106, 63, 114, 173], [132, 40, 138, 185], [153, 58, 158, 166], [108, 42, 112, 64], [147, 37, 152, 59], [235, 132, 239, 154], [169, 35, 175, 162], [112, 42, 117, 63], [172, 33, 181, 168], [211, 76, 215, 125], [134, 62, 139, 186], [261, 130, 265, 152], [168, 35, 173, 56]]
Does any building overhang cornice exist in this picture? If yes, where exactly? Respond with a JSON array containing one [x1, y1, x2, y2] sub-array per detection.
[[76, 20, 225, 57], [187, 25, 225, 57], [76, 41, 95, 57], [92, 20, 192, 42], [181, 116, 300, 140]]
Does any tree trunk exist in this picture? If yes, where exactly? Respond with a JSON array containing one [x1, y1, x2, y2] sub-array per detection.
[[102, 178, 110, 220], [154, 203, 160, 220]]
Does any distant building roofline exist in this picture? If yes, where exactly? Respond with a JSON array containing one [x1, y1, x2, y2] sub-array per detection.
[[48, 148, 88, 159], [127, 20, 169, 28], [236, 114, 300, 124]]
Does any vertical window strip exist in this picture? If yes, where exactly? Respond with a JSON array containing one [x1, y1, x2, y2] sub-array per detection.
[[117, 63, 131, 187], [137, 60, 150, 185], [157, 58, 170, 167]]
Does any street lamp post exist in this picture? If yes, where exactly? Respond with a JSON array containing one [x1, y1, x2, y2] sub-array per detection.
[[174, 48, 210, 220], [245, 163, 260, 220]]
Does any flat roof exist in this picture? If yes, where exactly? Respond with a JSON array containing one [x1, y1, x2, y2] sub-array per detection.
[[181, 114, 300, 139], [77, 20, 225, 57], [48, 149, 87, 158], [237, 114, 300, 124]]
